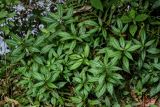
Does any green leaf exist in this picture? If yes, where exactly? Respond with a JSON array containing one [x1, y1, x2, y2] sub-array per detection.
[[12, 34, 22, 43], [142, 74, 150, 85], [41, 44, 54, 54], [124, 51, 133, 60], [90, 0, 103, 11], [33, 56, 43, 65], [129, 9, 136, 19], [129, 24, 137, 36], [147, 48, 160, 54], [32, 63, 39, 72], [96, 83, 107, 97], [34, 82, 44, 87], [122, 24, 128, 33], [47, 23, 58, 32], [71, 23, 77, 35], [41, 17, 54, 23], [153, 63, 160, 70], [119, 37, 125, 48], [71, 97, 82, 104], [127, 45, 141, 52], [110, 37, 122, 50], [123, 56, 130, 72], [102, 28, 107, 40], [150, 105, 158, 107], [125, 41, 132, 50], [152, 0, 160, 9], [105, 96, 111, 107], [32, 71, 44, 80], [12, 46, 22, 55], [113, 103, 120, 107], [47, 82, 57, 89], [12, 53, 25, 63], [5, 39, 17, 46], [58, 32, 72, 37], [70, 59, 83, 70], [145, 40, 155, 47], [0, 10, 8, 18], [121, 15, 132, 23], [135, 14, 148, 22], [34, 36, 45, 46], [28, 47, 40, 53], [117, 19, 123, 29], [57, 82, 66, 88], [111, 26, 120, 35], [106, 82, 113, 95], [112, 73, 123, 80], [64, 7, 73, 19], [84, 44, 90, 57], [89, 100, 101, 105], [70, 54, 82, 60], [57, 4, 63, 17], [150, 83, 160, 97], [83, 20, 98, 26]]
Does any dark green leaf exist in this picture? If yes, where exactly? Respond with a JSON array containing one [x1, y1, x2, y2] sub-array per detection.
[[129, 24, 137, 36], [90, 0, 103, 11], [135, 14, 148, 22]]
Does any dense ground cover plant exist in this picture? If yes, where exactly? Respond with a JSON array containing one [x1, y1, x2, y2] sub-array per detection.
[[0, 0, 160, 106]]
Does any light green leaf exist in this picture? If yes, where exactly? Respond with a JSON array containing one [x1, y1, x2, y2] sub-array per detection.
[[119, 37, 125, 48], [0, 10, 8, 18], [32, 63, 39, 72], [58, 32, 72, 38], [28, 47, 40, 53], [117, 19, 123, 29], [106, 82, 113, 95], [41, 17, 54, 23], [57, 4, 63, 17], [70, 59, 83, 70], [111, 26, 120, 35], [127, 45, 141, 52], [47, 82, 57, 89], [34, 36, 45, 46], [110, 37, 122, 50], [83, 20, 98, 26], [84, 44, 90, 57], [96, 83, 107, 97], [32, 71, 44, 80], [57, 82, 66, 88], [123, 56, 130, 72], [105, 96, 111, 107], [89, 100, 101, 105], [71, 97, 82, 104], [124, 51, 133, 60], [33, 56, 43, 65], [41, 44, 54, 54]]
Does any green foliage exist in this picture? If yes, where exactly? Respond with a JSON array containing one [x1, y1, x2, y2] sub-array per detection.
[[1, 0, 160, 106]]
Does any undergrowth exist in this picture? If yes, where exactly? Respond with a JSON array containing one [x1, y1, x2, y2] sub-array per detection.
[[0, 0, 160, 107]]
